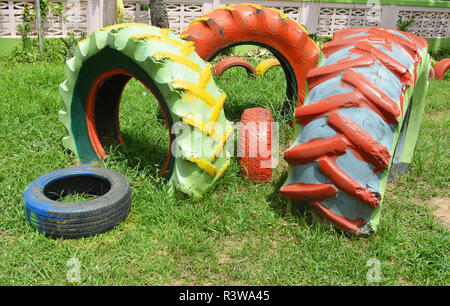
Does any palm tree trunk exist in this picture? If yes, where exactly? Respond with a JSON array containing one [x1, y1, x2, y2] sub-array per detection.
[[149, 0, 169, 28]]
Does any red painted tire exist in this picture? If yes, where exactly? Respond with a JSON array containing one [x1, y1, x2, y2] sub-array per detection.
[[282, 27, 430, 234], [213, 57, 255, 77], [239, 108, 273, 182], [434, 58, 450, 80], [181, 3, 319, 113], [429, 65, 435, 81]]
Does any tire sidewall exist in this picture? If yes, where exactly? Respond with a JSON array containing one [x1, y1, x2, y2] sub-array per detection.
[[23, 166, 131, 219]]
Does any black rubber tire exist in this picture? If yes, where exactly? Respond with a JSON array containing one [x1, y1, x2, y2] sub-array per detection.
[[23, 166, 131, 239]]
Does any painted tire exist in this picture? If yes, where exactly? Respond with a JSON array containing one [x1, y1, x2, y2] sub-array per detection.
[[239, 108, 273, 182], [429, 65, 435, 81], [23, 167, 131, 239], [59, 24, 232, 198], [180, 3, 320, 114], [281, 27, 430, 235], [213, 57, 255, 77], [434, 58, 450, 80], [255, 58, 281, 78]]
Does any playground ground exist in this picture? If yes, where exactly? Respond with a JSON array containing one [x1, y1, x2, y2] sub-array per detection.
[[0, 59, 448, 285]]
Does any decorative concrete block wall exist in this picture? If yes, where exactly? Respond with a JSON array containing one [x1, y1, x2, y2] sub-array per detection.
[[0, 0, 449, 38]]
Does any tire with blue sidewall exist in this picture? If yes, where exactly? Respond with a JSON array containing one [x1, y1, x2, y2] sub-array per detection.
[[281, 27, 430, 235], [23, 166, 131, 239]]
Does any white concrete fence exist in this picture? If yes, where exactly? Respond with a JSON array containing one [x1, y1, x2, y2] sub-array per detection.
[[0, 0, 449, 38]]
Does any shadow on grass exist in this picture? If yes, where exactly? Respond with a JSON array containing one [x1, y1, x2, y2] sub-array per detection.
[[267, 170, 287, 215], [105, 127, 193, 202], [109, 128, 169, 174], [223, 102, 258, 122]]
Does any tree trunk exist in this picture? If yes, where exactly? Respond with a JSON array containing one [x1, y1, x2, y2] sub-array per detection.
[[149, 0, 169, 28]]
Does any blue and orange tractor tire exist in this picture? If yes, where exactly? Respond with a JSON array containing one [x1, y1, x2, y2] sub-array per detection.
[[281, 27, 431, 234]]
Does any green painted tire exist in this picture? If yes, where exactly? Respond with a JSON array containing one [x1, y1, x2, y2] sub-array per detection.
[[59, 23, 232, 198]]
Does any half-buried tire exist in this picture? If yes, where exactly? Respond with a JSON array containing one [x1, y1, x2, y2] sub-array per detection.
[[255, 58, 281, 78], [23, 167, 131, 239], [59, 24, 232, 198], [281, 27, 431, 235], [213, 57, 255, 77], [434, 58, 450, 80], [180, 3, 320, 116]]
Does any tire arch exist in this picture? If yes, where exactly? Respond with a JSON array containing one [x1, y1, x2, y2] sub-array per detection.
[[59, 24, 232, 198], [180, 3, 320, 113], [213, 57, 255, 77], [255, 58, 281, 78], [434, 58, 450, 80]]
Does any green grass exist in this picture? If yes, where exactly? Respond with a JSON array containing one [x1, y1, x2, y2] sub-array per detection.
[[0, 38, 21, 56], [0, 58, 448, 286], [57, 193, 99, 203]]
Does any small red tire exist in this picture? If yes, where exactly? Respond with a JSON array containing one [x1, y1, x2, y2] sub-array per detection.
[[435, 58, 450, 80], [213, 57, 255, 77], [239, 108, 273, 182]]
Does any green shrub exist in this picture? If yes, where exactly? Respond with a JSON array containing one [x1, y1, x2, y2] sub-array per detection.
[[1, 29, 87, 64], [429, 49, 450, 62], [59, 31, 87, 62], [397, 16, 415, 32], [2, 38, 65, 64]]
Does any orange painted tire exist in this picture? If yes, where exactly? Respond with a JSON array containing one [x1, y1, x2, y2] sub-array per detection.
[[213, 57, 255, 77], [429, 65, 435, 81], [181, 3, 320, 113], [239, 108, 273, 182], [434, 58, 450, 80]]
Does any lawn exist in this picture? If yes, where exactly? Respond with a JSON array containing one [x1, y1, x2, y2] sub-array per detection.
[[0, 55, 448, 285]]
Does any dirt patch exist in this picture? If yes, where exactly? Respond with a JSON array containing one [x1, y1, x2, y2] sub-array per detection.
[[428, 197, 450, 229], [426, 110, 449, 120], [0, 230, 14, 238], [163, 274, 211, 286], [219, 238, 248, 265]]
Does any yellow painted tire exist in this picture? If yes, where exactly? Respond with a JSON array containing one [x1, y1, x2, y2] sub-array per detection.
[[59, 24, 232, 198], [255, 58, 281, 78]]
